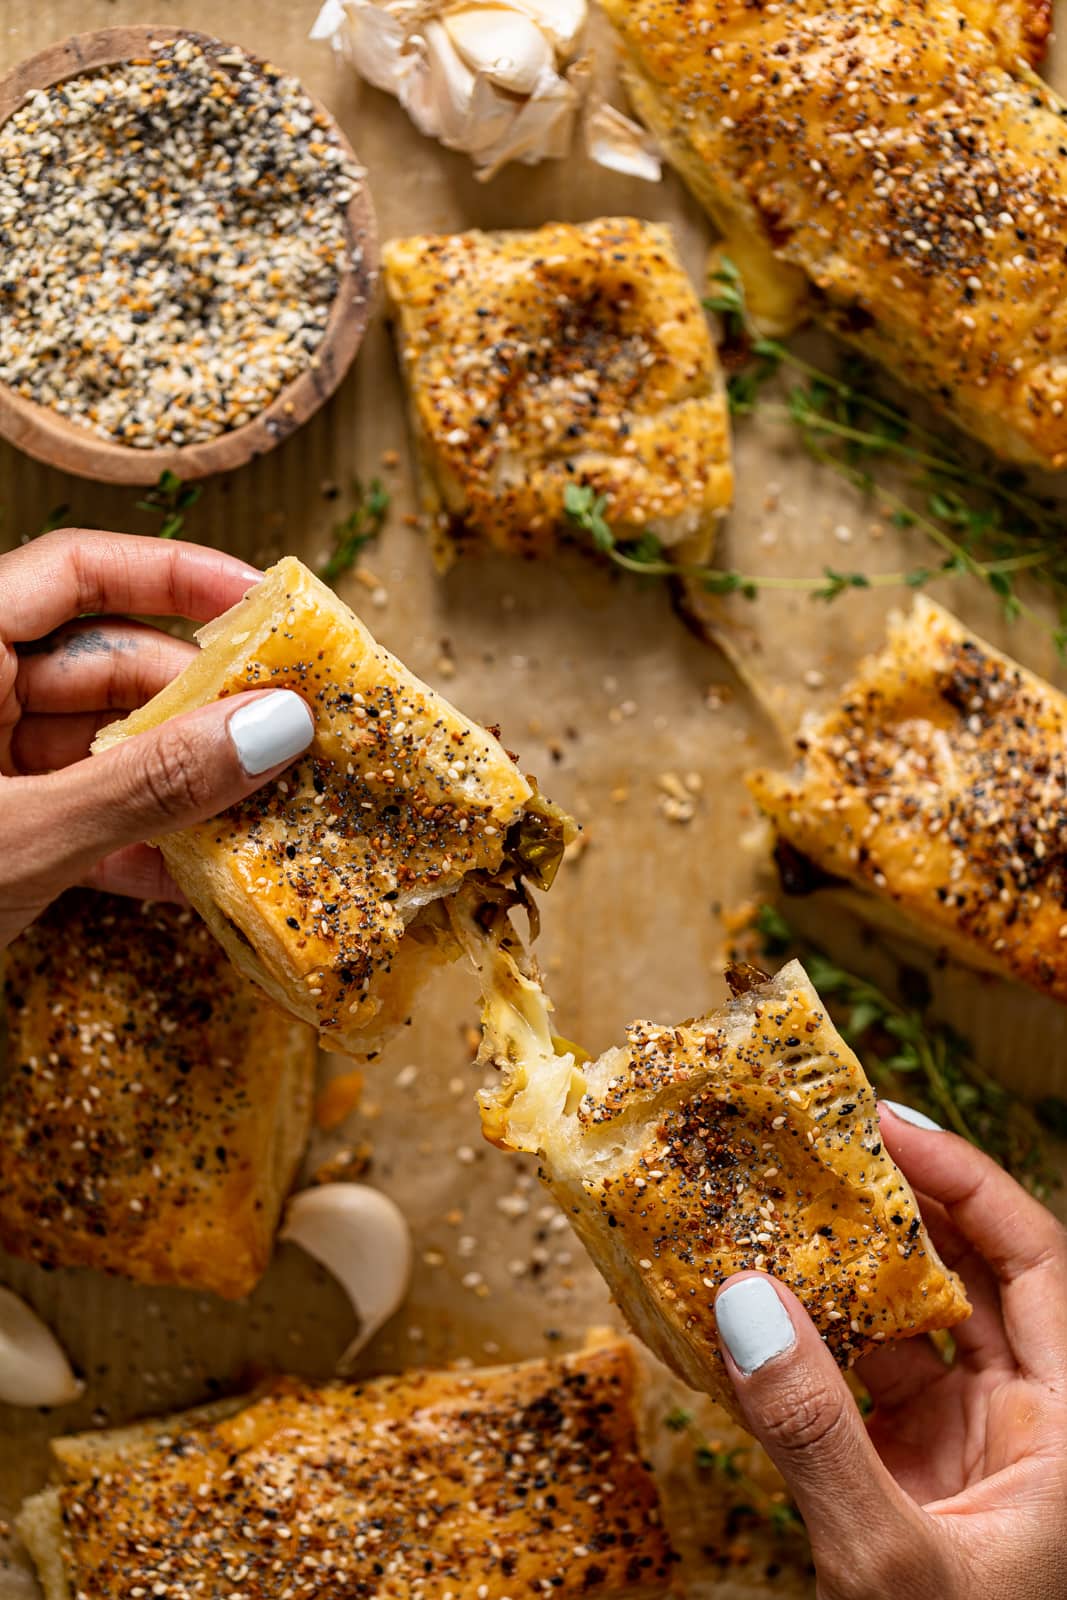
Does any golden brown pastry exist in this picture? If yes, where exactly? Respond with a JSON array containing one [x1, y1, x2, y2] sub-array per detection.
[[93, 557, 574, 1057], [603, 0, 1067, 468], [748, 596, 1067, 1002], [460, 898, 970, 1422], [0, 891, 315, 1299], [383, 218, 733, 567], [17, 1338, 678, 1600]]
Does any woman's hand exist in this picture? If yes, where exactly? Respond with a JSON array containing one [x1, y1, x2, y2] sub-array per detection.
[[0, 530, 314, 950], [715, 1103, 1067, 1600]]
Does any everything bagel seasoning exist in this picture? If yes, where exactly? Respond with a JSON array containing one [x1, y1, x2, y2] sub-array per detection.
[[0, 34, 363, 447]]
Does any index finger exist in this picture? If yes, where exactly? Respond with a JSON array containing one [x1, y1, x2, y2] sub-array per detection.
[[0, 530, 262, 644], [879, 1103, 1067, 1388]]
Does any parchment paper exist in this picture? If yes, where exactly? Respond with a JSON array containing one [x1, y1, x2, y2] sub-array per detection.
[[0, 3, 1064, 1595]]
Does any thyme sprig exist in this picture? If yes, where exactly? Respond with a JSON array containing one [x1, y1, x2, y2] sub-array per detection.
[[319, 478, 390, 582], [561, 450, 1039, 611], [663, 1407, 804, 1538], [752, 904, 1066, 1196], [135, 469, 201, 540], [706, 259, 1067, 644], [562, 482, 920, 601]]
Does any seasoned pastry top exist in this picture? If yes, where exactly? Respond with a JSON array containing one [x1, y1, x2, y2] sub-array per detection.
[[605, 0, 1067, 467], [94, 558, 534, 1041], [749, 598, 1067, 1002], [52, 1342, 676, 1600], [569, 964, 968, 1371], [0, 891, 312, 1298], [384, 218, 732, 557]]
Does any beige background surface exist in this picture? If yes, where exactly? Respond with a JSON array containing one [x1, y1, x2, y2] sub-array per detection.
[[0, 2, 1065, 1595]]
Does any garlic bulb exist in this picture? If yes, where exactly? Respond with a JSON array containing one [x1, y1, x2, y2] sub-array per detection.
[[311, 0, 659, 182], [280, 1184, 412, 1371], [0, 1287, 84, 1408]]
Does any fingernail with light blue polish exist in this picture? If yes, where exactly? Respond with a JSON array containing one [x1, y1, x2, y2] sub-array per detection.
[[229, 691, 314, 776], [715, 1277, 796, 1376], [881, 1099, 943, 1132]]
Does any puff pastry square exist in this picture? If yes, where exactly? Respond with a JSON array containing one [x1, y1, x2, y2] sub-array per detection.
[[468, 921, 970, 1420], [0, 891, 315, 1299], [603, 0, 1067, 467], [383, 217, 733, 566], [17, 1339, 677, 1600], [749, 597, 1067, 1002], [93, 557, 573, 1057]]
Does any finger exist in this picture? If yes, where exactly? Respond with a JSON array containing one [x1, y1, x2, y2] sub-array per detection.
[[880, 1103, 1067, 1386], [0, 530, 261, 644], [11, 711, 117, 774], [854, 1325, 952, 1411], [16, 618, 196, 712], [11, 688, 314, 895], [714, 1272, 939, 1592], [80, 844, 186, 903], [905, 1189, 1012, 1371]]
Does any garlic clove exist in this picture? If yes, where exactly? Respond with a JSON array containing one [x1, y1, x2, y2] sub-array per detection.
[[280, 1184, 412, 1372], [0, 1288, 84, 1408], [507, 0, 588, 54], [310, 0, 350, 43], [340, 0, 434, 119], [442, 6, 554, 95], [416, 19, 478, 143], [583, 100, 662, 182], [472, 66, 578, 178]]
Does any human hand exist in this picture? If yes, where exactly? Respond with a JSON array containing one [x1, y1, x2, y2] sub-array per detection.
[[714, 1102, 1067, 1599], [0, 530, 314, 951]]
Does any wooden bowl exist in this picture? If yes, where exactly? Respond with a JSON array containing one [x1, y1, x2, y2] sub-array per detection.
[[0, 26, 379, 485]]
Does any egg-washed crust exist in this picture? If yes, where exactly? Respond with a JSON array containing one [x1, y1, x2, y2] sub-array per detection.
[[17, 1341, 677, 1600], [382, 218, 733, 567], [603, 0, 1067, 468], [470, 929, 969, 1422], [748, 596, 1067, 1002], [0, 891, 315, 1300], [93, 557, 569, 1057]]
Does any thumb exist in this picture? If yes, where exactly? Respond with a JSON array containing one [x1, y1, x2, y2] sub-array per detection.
[[714, 1272, 939, 1597], [21, 688, 314, 888]]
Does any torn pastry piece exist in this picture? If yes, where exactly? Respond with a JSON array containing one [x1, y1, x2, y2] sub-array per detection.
[[603, 0, 1067, 466], [748, 597, 1067, 1002], [17, 1338, 678, 1600], [458, 896, 969, 1420], [383, 217, 733, 568], [0, 892, 315, 1300], [93, 557, 575, 1057]]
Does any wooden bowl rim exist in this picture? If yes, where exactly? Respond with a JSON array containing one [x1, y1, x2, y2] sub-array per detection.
[[0, 24, 379, 486]]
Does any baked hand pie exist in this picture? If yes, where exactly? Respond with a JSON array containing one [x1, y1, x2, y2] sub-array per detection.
[[383, 217, 733, 567], [456, 892, 970, 1421], [93, 557, 575, 1058], [17, 1337, 677, 1600], [748, 596, 1067, 1003], [603, 0, 1067, 467], [0, 891, 315, 1299]]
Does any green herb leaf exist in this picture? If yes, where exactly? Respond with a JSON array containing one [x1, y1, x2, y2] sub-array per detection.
[[815, 568, 871, 602], [664, 1407, 692, 1432], [32, 504, 71, 538], [136, 470, 201, 540], [563, 483, 615, 552], [320, 478, 391, 582]]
